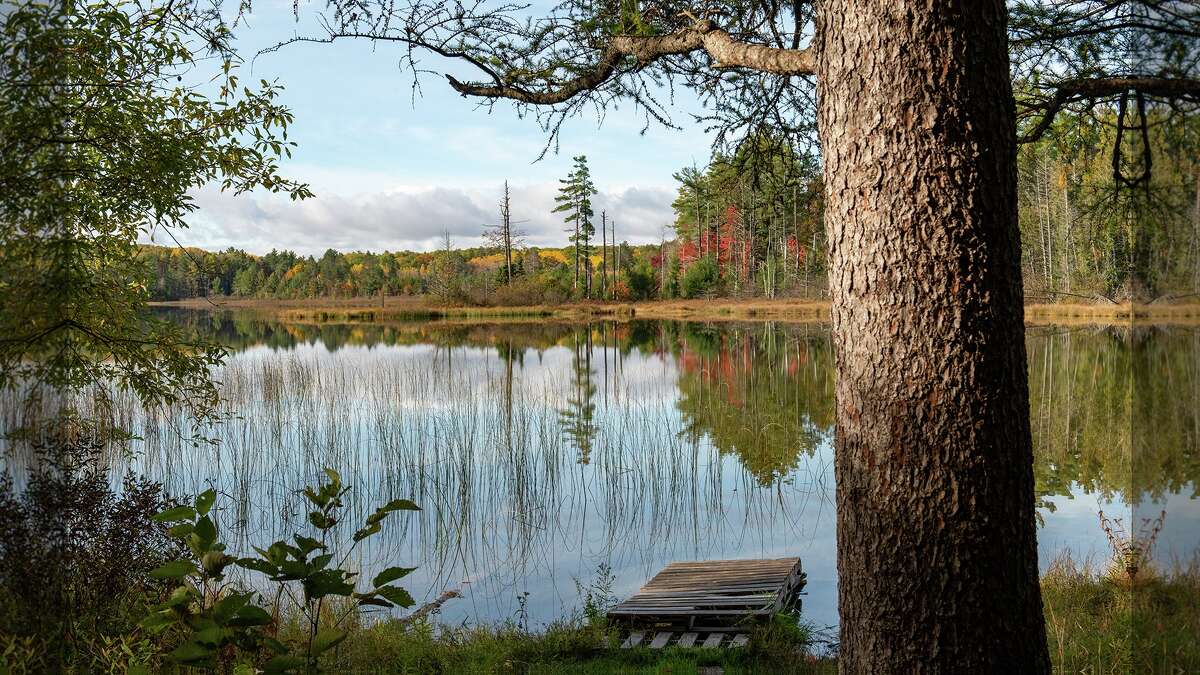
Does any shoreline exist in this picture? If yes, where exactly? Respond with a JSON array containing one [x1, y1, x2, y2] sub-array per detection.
[[151, 296, 1200, 325]]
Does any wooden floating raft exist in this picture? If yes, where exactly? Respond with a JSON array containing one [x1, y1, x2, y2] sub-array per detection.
[[607, 557, 805, 649]]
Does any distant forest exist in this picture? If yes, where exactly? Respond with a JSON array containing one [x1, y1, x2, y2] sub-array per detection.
[[148, 118, 1199, 306]]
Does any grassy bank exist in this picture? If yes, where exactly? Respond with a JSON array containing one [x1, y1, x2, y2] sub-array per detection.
[[152, 296, 1200, 324], [1041, 555, 1200, 674], [6, 558, 1195, 674]]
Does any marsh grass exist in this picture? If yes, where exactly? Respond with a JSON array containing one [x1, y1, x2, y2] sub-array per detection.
[[1041, 552, 1200, 674], [44, 330, 829, 630]]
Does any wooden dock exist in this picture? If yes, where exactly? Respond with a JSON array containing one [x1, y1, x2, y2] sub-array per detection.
[[607, 557, 805, 648]]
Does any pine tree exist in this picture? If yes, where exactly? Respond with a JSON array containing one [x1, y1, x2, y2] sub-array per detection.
[[552, 155, 597, 296]]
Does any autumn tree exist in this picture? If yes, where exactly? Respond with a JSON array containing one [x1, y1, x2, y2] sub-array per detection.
[[287, 1, 1200, 671]]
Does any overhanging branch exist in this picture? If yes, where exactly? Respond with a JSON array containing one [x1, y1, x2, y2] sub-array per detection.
[[447, 19, 815, 104], [1019, 76, 1200, 143]]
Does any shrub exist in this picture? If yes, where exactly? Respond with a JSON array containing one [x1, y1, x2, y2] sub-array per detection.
[[0, 437, 186, 671], [680, 256, 721, 299], [625, 262, 656, 300]]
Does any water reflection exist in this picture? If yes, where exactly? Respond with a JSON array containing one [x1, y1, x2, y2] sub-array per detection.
[[77, 311, 1200, 628]]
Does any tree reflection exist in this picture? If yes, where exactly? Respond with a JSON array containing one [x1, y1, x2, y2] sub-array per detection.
[[671, 322, 835, 484]]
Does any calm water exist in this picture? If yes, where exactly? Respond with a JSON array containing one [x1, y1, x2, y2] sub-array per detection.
[[110, 313, 1200, 630]]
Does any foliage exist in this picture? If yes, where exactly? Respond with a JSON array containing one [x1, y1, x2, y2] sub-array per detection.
[[141, 468, 421, 673], [553, 155, 599, 297], [0, 0, 309, 434], [679, 255, 721, 299], [0, 437, 186, 671], [625, 260, 657, 300]]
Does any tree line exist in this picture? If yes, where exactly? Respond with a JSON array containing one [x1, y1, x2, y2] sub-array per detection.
[[148, 119, 1199, 306]]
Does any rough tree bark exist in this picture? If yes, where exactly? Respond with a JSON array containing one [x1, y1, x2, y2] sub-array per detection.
[[816, 1, 1049, 672]]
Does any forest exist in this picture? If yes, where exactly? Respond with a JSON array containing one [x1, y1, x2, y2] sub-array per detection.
[[148, 118, 1199, 306]]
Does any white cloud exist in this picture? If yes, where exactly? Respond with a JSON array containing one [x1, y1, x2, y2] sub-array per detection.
[[166, 179, 677, 256]]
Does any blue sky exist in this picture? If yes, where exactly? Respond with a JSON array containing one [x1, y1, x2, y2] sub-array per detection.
[[176, 1, 716, 255]]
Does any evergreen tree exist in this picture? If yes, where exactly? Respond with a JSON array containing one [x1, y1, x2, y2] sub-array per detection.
[[552, 155, 597, 296]]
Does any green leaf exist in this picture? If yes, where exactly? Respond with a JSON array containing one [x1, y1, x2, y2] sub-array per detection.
[[303, 569, 355, 600], [193, 625, 228, 646], [167, 522, 194, 538], [238, 557, 277, 575], [193, 515, 217, 548], [352, 522, 381, 542], [275, 560, 308, 581], [308, 510, 335, 530], [139, 610, 175, 634], [227, 605, 273, 627], [211, 592, 251, 624], [356, 595, 393, 608], [373, 566, 417, 588], [169, 641, 215, 664], [310, 628, 348, 656], [376, 585, 416, 608], [302, 486, 327, 507], [323, 467, 341, 487], [152, 506, 196, 523], [294, 534, 325, 554], [379, 498, 421, 512], [195, 488, 217, 515], [263, 655, 306, 674], [149, 560, 197, 579]]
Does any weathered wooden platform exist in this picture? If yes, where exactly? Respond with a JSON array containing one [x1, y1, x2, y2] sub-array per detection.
[[607, 557, 805, 643]]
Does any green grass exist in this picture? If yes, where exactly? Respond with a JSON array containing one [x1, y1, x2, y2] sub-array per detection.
[[6, 557, 1197, 674], [302, 614, 835, 675], [1041, 554, 1200, 675]]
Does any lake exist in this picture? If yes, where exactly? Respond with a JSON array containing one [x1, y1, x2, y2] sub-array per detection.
[[106, 312, 1200, 633]]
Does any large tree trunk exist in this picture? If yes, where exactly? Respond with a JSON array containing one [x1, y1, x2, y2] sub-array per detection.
[[815, 2, 1049, 672]]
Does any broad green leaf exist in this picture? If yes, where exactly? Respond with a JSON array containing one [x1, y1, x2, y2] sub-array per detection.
[[294, 534, 324, 554], [152, 506, 196, 523], [169, 641, 215, 664], [309, 510, 335, 530], [195, 488, 217, 515], [149, 560, 197, 579], [379, 498, 420, 512], [193, 625, 228, 646], [376, 585, 416, 608], [303, 569, 355, 600], [211, 592, 250, 624], [323, 467, 341, 487], [263, 654, 306, 674], [167, 522, 194, 538], [373, 566, 417, 588], [310, 628, 348, 656], [302, 486, 327, 507], [139, 610, 175, 634], [193, 515, 217, 549], [238, 557, 277, 575], [227, 605, 273, 627], [357, 596, 392, 608]]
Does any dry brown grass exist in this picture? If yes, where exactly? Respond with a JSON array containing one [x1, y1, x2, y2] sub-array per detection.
[[152, 296, 1200, 325]]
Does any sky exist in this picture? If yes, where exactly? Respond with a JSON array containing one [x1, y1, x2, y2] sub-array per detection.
[[171, 1, 716, 256]]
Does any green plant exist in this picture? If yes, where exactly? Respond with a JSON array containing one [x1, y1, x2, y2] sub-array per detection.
[[141, 468, 420, 673], [680, 256, 721, 299]]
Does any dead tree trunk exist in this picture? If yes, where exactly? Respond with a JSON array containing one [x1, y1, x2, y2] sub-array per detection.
[[816, 2, 1049, 672]]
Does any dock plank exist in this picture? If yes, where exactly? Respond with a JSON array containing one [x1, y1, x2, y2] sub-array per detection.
[[701, 633, 725, 649]]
